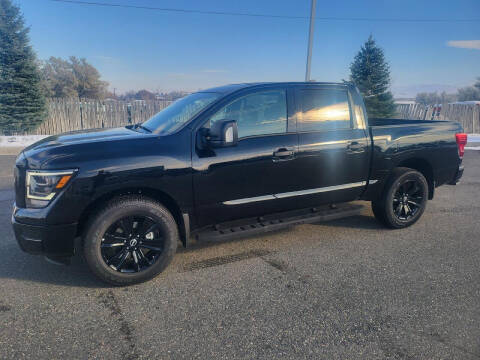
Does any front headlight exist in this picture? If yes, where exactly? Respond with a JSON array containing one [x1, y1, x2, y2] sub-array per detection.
[[26, 169, 77, 208]]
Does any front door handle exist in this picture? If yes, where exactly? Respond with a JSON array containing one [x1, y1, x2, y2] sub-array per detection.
[[347, 141, 365, 153], [273, 148, 294, 161]]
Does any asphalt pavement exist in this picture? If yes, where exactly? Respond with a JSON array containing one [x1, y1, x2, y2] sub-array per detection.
[[0, 151, 479, 359]]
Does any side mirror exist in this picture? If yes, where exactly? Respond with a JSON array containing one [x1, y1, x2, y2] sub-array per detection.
[[208, 120, 238, 148]]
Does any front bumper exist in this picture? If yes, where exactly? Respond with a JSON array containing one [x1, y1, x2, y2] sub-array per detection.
[[12, 215, 77, 256], [449, 165, 464, 185]]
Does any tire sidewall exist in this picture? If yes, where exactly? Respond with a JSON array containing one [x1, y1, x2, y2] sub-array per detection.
[[384, 170, 428, 228], [84, 197, 178, 285]]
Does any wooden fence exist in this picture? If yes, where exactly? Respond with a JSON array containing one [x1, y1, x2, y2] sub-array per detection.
[[396, 103, 480, 134], [2, 99, 479, 135], [31, 99, 172, 135]]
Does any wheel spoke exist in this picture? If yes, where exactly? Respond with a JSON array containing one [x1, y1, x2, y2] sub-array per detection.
[[107, 249, 128, 268], [407, 200, 420, 208], [132, 251, 140, 271], [119, 217, 134, 236], [141, 238, 163, 247], [135, 217, 150, 237], [140, 245, 162, 252], [116, 250, 129, 270], [140, 223, 159, 238], [104, 233, 127, 242], [106, 250, 122, 265], [407, 204, 414, 215], [407, 182, 419, 196], [395, 203, 403, 215], [101, 242, 124, 248], [137, 249, 151, 266]]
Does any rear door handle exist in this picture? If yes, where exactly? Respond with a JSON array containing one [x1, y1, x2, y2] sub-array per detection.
[[273, 148, 295, 161], [347, 141, 365, 153]]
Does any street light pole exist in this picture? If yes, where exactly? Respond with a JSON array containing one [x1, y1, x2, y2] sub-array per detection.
[[305, 0, 317, 82]]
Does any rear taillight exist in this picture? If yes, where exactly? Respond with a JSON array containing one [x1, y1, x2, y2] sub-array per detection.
[[456, 133, 468, 158]]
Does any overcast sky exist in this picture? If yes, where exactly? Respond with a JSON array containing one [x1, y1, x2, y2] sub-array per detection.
[[20, 0, 480, 97]]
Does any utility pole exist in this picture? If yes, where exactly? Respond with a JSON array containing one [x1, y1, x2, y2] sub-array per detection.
[[305, 0, 317, 82]]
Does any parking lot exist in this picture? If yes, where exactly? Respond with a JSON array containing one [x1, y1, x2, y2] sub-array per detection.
[[0, 150, 479, 359]]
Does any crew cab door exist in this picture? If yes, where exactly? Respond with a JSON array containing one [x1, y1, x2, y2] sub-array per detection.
[[192, 87, 299, 227], [290, 85, 370, 207]]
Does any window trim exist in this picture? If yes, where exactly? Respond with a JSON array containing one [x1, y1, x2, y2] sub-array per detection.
[[201, 88, 290, 140], [295, 87, 354, 133]]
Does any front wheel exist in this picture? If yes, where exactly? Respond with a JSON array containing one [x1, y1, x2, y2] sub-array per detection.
[[83, 196, 178, 285], [372, 168, 428, 229]]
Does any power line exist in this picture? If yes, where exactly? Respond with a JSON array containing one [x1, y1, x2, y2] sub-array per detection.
[[50, 0, 480, 23]]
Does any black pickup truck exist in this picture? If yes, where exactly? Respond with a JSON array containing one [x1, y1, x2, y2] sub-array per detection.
[[12, 82, 467, 285]]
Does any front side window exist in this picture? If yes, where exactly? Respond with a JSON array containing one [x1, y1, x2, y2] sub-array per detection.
[[209, 90, 287, 138], [299, 89, 351, 131], [143, 92, 220, 135]]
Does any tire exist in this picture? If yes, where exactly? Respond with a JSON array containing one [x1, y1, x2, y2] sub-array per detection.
[[371, 167, 428, 229], [83, 195, 178, 286]]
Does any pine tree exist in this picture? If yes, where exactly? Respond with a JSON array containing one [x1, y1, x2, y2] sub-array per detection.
[[0, 0, 46, 134], [349, 35, 396, 118]]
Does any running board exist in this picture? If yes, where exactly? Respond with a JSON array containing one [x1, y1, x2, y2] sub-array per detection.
[[194, 203, 364, 243]]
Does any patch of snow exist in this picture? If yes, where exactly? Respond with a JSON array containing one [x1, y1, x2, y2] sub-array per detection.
[[467, 134, 480, 143], [0, 135, 49, 147], [465, 146, 480, 150]]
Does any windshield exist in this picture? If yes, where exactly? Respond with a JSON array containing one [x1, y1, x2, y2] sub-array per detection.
[[142, 92, 220, 134]]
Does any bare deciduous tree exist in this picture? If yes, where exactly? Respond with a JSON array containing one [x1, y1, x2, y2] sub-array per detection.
[[40, 56, 109, 100]]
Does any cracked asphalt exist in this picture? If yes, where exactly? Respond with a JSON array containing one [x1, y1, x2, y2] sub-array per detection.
[[0, 150, 479, 359]]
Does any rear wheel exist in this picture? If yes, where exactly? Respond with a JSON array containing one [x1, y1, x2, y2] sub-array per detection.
[[372, 168, 428, 229], [83, 196, 178, 285]]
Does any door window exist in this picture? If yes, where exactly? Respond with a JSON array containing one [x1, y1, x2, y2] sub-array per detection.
[[209, 90, 287, 138], [299, 89, 351, 131]]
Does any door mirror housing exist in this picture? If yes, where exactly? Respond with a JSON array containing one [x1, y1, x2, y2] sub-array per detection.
[[208, 120, 238, 148]]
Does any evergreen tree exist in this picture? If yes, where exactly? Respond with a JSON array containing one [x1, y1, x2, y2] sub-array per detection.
[[0, 0, 46, 134], [349, 35, 396, 118]]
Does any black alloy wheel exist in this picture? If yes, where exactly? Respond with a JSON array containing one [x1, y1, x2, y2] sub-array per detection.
[[371, 167, 428, 229], [392, 179, 424, 221], [101, 215, 164, 273], [83, 196, 178, 285]]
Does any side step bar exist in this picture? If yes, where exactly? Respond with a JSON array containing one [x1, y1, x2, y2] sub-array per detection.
[[195, 203, 364, 243]]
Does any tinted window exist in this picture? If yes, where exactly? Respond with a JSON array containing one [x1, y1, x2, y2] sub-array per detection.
[[299, 89, 351, 131], [210, 90, 287, 138], [143, 92, 220, 135]]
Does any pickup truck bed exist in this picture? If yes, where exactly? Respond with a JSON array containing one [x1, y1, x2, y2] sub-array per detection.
[[364, 117, 463, 202]]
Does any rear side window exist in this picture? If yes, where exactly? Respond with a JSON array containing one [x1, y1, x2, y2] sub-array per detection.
[[298, 89, 351, 131], [210, 90, 287, 138]]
